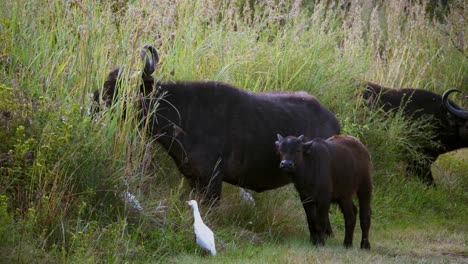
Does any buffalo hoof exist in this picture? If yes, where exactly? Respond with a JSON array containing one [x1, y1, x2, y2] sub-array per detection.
[[311, 237, 325, 247], [360, 239, 371, 250]]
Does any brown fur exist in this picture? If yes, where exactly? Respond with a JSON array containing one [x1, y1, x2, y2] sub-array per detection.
[[276, 134, 373, 249]]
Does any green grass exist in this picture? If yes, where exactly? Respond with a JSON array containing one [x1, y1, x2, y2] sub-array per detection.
[[0, 0, 467, 263]]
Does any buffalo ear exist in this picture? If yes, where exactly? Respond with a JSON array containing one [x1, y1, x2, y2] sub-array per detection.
[[302, 141, 314, 154], [277, 134, 284, 141]]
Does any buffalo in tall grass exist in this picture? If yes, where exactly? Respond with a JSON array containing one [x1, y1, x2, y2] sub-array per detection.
[[362, 82, 468, 185], [94, 45, 340, 203], [275, 134, 372, 249]]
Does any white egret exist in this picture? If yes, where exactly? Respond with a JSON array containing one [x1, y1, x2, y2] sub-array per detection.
[[239, 188, 256, 206], [123, 191, 143, 211], [187, 200, 216, 256]]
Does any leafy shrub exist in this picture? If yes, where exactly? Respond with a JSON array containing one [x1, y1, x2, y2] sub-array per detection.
[[0, 84, 128, 256]]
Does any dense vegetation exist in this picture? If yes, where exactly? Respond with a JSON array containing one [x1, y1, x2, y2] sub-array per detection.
[[0, 0, 466, 263]]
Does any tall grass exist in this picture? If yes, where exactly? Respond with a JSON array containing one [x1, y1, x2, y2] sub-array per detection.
[[0, 0, 466, 262]]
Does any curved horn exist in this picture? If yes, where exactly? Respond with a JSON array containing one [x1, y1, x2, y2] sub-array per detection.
[[442, 89, 468, 119], [298, 135, 305, 141], [143, 45, 160, 65], [140, 45, 159, 77]]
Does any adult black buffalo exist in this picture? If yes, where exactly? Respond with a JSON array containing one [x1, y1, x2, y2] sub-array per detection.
[[95, 45, 341, 203], [362, 82, 468, 185]]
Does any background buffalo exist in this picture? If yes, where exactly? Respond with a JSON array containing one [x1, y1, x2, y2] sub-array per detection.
[[362, 82, 468, 185]]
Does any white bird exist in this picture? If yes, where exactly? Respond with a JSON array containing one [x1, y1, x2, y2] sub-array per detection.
[[187, 200, 216, 256], [239, 188, 256, 206], [123, 191, 143, 211]]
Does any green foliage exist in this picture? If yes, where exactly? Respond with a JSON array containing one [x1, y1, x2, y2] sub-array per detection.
[[339, 97, 441, 186], [66, 219, 147, 263], [0, 85, 33, 152], [0, 195, 15, 246], [0, 0, 466, 262], [433, 149, 468, 196], [0, 83, 126, 260]]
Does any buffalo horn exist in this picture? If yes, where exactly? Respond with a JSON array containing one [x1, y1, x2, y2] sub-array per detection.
[[140, 45, 159, 77], [442, 89, 468, 119]]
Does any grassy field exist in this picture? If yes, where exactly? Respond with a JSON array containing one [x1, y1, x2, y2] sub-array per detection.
[[0, 0, 467, 263]]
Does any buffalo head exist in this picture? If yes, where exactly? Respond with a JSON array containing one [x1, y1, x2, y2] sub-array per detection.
[[93, 45, 160, 110], [275, 134, 311, 171]]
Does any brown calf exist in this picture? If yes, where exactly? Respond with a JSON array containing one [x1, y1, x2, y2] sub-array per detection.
[[275, 134, 372, 249]]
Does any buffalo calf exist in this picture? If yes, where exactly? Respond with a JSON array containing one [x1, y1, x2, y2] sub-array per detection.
[[275, 134, 373, 249]]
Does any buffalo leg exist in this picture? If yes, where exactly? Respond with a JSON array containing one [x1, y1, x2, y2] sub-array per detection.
[[407, 158, 435, 186], [339, 199, 357, 248], [315, 198, 331, 242], [298, 192, 324, 246], [358, 190, 372, 250], [325, 214, 333, 237], [182, 158, 223, 205], [204, 168, 223, 204]]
